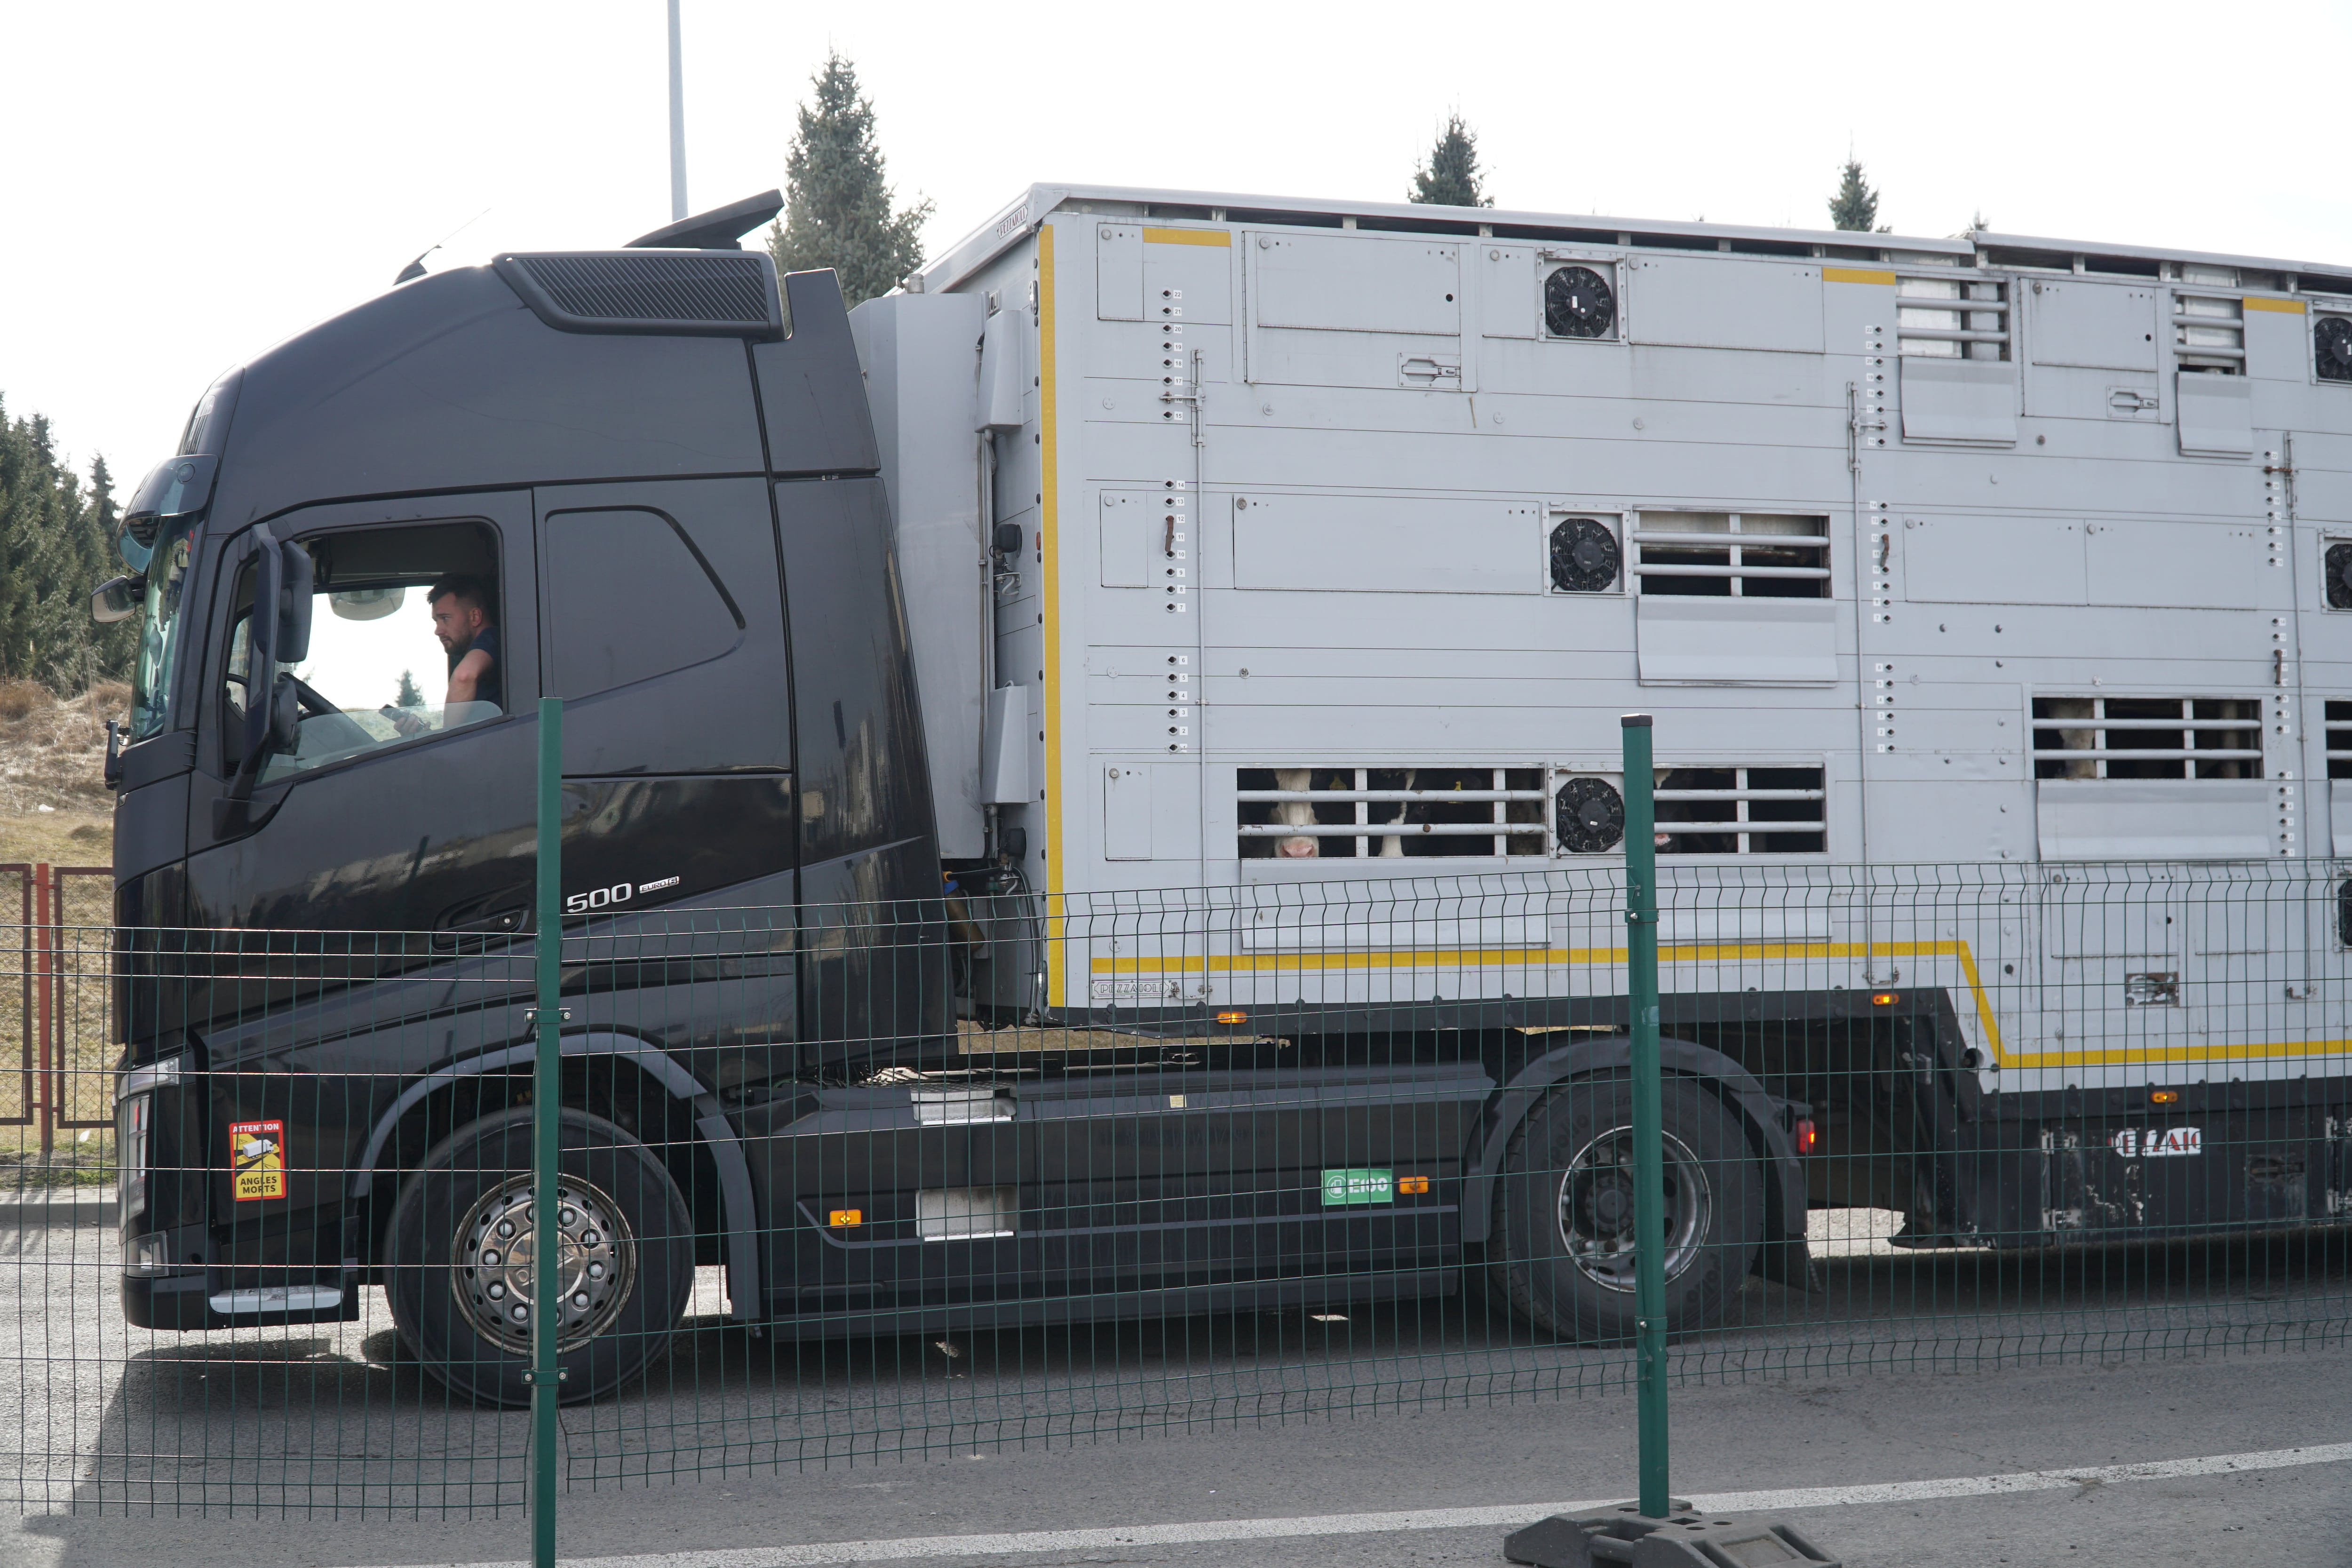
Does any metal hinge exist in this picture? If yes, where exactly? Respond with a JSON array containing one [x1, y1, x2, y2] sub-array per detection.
[[1159, 349, 1206, 447]]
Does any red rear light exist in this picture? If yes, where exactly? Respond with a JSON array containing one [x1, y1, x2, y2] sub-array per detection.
[[1795, 1118, 1820, 1155]]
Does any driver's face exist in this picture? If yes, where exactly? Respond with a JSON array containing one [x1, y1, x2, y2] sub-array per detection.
[[430, 595, 484, 653]]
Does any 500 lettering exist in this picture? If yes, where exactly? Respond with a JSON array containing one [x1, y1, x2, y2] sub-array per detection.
[[564, 882, 634, 915]]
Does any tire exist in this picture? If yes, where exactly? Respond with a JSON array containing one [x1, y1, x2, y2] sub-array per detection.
[[1491, 1073, 1763, 1342], [385, 1106, 694, 1407]]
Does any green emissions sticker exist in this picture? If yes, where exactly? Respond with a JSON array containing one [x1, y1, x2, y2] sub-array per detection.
[[1321, 1168, 1395, 1206]]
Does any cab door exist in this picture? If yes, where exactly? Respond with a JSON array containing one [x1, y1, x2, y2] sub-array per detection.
[[182, 492, 543, 999]]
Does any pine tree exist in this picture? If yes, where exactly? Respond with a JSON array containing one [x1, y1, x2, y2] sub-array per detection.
[[1409, 115, 1492, 208], [766, 54, 933, 309], [396, 669, 424, 708], [0, 394, 135, 694], [76, 454, 134, 684], [1829, 158, 1888, 233]]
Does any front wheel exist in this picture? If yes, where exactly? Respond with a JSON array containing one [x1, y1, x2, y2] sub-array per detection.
[[385, 1107, 694, 1407], [1491, 1073, 1763, 1342]]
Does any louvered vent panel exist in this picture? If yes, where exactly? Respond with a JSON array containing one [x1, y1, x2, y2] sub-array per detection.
[[1654, 766, 1827, 856], [1897, 272, 2010, 360], [493, 251, 782, 337], [2031, 696, 2263, 780], [2326, 700, 2352, 780], [2173, 290, 2246, 372], [1236, 767, 1548, 860]]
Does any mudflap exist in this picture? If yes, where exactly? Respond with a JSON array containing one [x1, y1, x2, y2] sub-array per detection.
[[1758, 1231, 1822, 1294]]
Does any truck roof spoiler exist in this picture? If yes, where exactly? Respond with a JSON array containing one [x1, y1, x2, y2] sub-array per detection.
[[627, 190, 784, 252]]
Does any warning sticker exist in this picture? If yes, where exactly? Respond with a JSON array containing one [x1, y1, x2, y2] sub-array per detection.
[[230, 1119, 286, 1201]]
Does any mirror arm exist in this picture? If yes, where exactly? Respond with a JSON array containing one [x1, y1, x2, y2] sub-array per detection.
[[211, 748, 264, 836]]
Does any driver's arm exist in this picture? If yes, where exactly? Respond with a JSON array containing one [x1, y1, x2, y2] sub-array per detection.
[[446, 648, 493, 705]]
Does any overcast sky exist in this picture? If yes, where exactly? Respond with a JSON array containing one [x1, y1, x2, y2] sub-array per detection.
[[8, 0, 2351, 485]]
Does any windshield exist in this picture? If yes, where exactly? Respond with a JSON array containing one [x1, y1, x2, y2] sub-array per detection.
[[128, 517, 198, 742]]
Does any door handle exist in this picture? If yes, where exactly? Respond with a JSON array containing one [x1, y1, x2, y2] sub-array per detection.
[[431, 901, 531, 951]]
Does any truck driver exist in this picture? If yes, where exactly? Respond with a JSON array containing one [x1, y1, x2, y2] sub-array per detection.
[[427, 575, 502, 714]]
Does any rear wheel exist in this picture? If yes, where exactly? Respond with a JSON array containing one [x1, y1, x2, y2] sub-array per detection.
[[385, 1107, 694, 1407], [1492, 1073, 1762, 1342]]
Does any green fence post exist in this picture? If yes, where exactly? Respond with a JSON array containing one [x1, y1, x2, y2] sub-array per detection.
[[1621, 713, 1669, 1519], [532, 695, 564, 1568]]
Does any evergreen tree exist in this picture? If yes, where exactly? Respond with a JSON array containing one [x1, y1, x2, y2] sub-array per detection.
[[0, 394, 135, 694], [1409, 115, 1492, 208], [396, 669, 424, 708], [766, 54, 933, 308], [1828, 158, 1887, 233], [79, 454, 135, 683]]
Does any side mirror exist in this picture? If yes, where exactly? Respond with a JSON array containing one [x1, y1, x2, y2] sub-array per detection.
[[91, 575, 142, 624], [275, 541, 313, 664], [238, 527, 286, 773], [216, 530, 317, 836]]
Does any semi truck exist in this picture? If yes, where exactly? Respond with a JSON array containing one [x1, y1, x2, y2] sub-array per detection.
[[98, 183, 2352, 1404]]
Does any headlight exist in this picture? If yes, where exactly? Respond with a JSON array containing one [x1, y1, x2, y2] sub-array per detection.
[[113, 1055, 181, 1234]]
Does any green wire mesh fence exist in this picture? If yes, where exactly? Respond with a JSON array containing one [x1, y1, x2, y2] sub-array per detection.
[[3, 860, 2348, 1515]]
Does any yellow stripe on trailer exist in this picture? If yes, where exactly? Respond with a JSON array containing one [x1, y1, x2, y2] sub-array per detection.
[[1039, 222, 1065, 1008]]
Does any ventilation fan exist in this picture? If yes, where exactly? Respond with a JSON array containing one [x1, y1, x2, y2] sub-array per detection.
[[2318, 315, 2352, 383], [1549, 517, 1621, 592], [1544, 265, 1616, 339], [1554, 777, 1625, 853], [2328, 541, 2352, 610]]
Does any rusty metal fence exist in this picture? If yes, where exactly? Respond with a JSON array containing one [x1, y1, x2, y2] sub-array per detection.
[[0, 863, 114, 1156]]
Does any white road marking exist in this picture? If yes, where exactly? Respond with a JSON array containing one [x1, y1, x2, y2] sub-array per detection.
[[376, 1440, 2352, 1568]]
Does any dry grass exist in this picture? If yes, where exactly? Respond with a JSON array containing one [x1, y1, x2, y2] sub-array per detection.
[[0, 680, 126, 818], [0, 679, 119, 867]]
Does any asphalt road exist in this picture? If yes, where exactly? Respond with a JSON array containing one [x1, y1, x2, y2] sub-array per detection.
[[0, 1207, 2344, 1567]]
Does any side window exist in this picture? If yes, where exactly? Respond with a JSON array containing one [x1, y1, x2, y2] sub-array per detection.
[[225, 521, 506, 784], [544, 508, 742, 698]]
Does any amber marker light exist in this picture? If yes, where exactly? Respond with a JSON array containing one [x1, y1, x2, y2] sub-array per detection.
[[1397, 1176, 1431, 1194], [828, 1209, 864, 1228], [1871, 992, 1900, 1006], [2151, 1090, 2181, 1105], [1215, 1010, 1248, 1025]]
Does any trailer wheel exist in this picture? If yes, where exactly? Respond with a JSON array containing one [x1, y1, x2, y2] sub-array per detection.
[[1491, 1073, 1762, 1342], [385, 1106, 694, 1407]]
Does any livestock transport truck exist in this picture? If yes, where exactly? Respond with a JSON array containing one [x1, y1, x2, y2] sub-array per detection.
[[97, 184, 2352, 1403]]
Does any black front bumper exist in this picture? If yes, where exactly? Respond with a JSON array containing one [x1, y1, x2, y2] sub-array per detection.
[[122, 1266, 362, 1330]]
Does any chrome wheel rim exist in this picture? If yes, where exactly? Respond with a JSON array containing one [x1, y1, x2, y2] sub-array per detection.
[[451, 1174, 636, 1352], [1556, 1126, 1711, 1292]]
